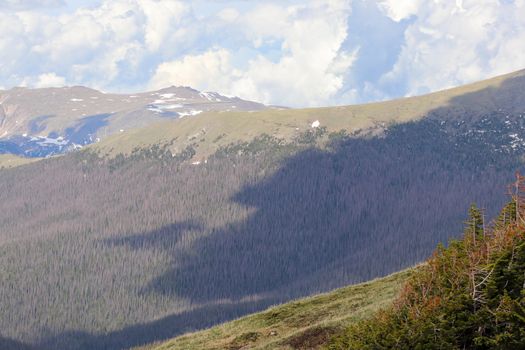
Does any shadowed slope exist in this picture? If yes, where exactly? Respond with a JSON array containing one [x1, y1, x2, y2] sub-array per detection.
[[1, 70, 525, 349]]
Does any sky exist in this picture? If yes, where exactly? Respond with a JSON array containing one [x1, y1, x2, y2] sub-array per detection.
[[0, 0, 524, 107]]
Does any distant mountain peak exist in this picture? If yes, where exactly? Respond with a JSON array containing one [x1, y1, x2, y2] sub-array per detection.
[[0, 85, 267, 158]]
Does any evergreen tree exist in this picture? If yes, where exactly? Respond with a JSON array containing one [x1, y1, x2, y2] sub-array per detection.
[[330, 177, 525, 350], [465, 203, 484, 243]]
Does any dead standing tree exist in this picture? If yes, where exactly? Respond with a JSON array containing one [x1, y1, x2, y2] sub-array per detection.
[[513, 172, 525, 225], [469, 173, 525, 313]]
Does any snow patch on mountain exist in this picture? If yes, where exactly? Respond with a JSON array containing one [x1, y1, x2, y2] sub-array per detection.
[[178, 110, 202, 117], [163, 104, 184, 109], [0, 85, 266, 159], [200, 92, 223, 102], [0, 135, 82, 157]]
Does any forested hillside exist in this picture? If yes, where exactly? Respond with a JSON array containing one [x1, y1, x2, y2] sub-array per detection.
[[146, 177, 525, 350], [1, 73, 525, 349], [330, 178, 525, 349]]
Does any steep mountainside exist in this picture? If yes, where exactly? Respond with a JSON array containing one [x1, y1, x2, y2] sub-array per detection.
[[0, 86, 266, 157], [144, 179, 525, 350], [1, 70, 525, 350]]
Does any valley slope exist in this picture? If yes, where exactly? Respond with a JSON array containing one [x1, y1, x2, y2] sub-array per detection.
[[1, 69, 525, 350], [143, 178, 525, 350]]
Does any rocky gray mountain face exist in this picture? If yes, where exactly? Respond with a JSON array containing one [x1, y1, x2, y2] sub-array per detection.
[[0, 86, 266, 157]]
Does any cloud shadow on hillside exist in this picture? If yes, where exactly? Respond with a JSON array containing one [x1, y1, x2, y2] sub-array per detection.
[[35, 298, 273, 350], [65, 113, 111, 144], [27, 72, 525, 350]]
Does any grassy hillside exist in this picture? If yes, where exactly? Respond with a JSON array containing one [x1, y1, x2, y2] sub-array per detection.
[[92, 69, 525, 159], [0, 86, 265, 146], [0, 154, 41, 168], [138, 269, 412, 350]]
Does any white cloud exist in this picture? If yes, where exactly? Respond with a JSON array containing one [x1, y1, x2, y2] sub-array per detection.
[[0, 0, 64, 10], [216, 7, 239, 22], [0, 0, 193, 91], [150, 0, 355, 107], [0, 13, 23, 66], [150, 48, 236, 91], [0, 0, 525, 107], [34, 72, 66, 88], [379, 0, 525, 97], [138, 0, 189, 52], [377, 0, 422, 22]]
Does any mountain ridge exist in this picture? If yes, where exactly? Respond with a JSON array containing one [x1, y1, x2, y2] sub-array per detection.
[[0, 85, 266, 157], [1, 69, 524, 161], [90, 68, 525, 161]]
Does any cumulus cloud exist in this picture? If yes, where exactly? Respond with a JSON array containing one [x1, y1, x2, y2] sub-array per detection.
[[150, 49, 235, 91], [139, 0, 189, 52], [150, 0, 355, 107], [0, 0, 190, 91], [216, 7, 239, 22], [378, 0, 525, 97], [0, 0, 525, 107], [0, 0, 64, 10], [34, 72, 66, 88], [377, 0, 422, 22]]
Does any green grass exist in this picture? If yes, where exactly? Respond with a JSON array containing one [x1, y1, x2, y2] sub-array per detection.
[[0, 154, 41, 169], [136, 269, 413, 350], [92, 69, 524, 160]]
